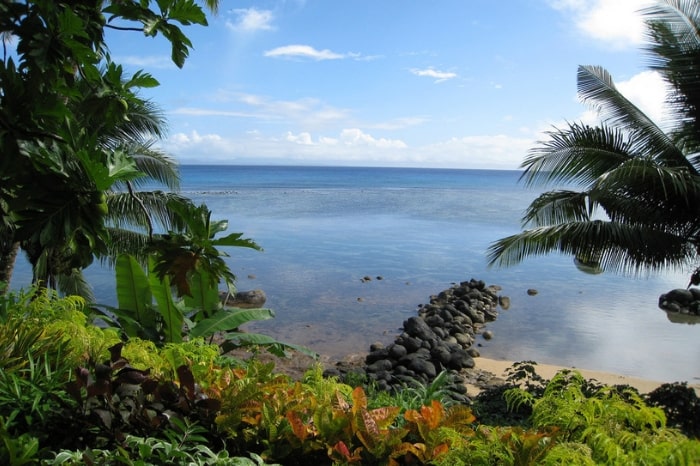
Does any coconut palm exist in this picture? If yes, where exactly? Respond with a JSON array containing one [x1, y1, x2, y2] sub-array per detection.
[[487, 0, 700, 284], [0, 0, 222, 296], [19, 68, 191, 299]]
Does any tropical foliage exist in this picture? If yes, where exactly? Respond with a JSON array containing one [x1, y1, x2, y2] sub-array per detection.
[[487, 0, 700, 284], [0, 0, 219, 295], [1, 292, 698, 465]]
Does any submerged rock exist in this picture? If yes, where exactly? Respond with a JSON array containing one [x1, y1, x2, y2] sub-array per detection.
[[220, 289, 267, 308]]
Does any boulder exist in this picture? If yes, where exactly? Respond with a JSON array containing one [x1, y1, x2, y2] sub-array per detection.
[[220, 289, 267, 308], [658, 287, 700, 318], [403, 316, 437, 341], [664, 288, 694, 305]]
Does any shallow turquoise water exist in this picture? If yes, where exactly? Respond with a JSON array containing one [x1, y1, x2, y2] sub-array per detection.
[[10, 166, 700, 383]]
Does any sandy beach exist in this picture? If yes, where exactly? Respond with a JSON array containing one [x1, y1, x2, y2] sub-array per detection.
[[469, 356, 700, 396]]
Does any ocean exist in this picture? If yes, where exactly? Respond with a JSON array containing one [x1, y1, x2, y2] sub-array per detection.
[[10, 165, 700, 383]]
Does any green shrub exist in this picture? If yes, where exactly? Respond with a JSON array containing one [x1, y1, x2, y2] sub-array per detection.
[[646, 382, 700, 439]]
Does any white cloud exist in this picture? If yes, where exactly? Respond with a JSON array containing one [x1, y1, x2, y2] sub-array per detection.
[[418, 134, 533, 169], [574, 70, 670, 129], [282, 129, 407, 149], [616, 70, 670, 126], [369, 117, 427, 130], [172, 93, 350, 129], [164, 129, 532, 169], [171, 107, 257, 118], [339, 129, 408, 148], [264, 45, 344, 60], [410, 67, 458, 83], [549, 0, 654, 48], [116, 55, 175, 69], [286, 131, 314, 145], [168, 131, 229, 153], [227, 8, 274, 33]]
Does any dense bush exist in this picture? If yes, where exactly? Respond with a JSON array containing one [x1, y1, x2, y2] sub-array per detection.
[[646, 382, 700, 439]]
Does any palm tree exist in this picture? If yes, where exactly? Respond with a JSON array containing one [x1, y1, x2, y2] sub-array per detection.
[[487, 0, 700, 285], [18, 69, 192, 300], [0, 0, 223, 297]]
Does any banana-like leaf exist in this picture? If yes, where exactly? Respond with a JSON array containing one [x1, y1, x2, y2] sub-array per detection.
[[115, 254, 152, 326], [184, 269, 221, 319], [149, 257, 183, 343], [223, 332, 319, 359], [212, 231, 262, 250], [188, 307, 275, 339]]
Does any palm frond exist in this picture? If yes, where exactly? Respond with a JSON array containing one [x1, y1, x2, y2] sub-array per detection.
[[108, 98, 167, 142], [521, 190, 591, 227], [592, 160, 700, 234], [487, 220, 693, 276], [101, 228, 150, 267], [106, 191, 192, 233], [577, 65, 688, 168], [595, 158, 700, 206], [643, 0, 700, 169], [521, 122, 634, 187], [111, 143, 181, 190], [57, 270, 95, 303]]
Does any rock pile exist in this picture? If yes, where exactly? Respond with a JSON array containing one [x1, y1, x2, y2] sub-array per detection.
[[362, 278, 507, 401], [658, 288, 700, 316]]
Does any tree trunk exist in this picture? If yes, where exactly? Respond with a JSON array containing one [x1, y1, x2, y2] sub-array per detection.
[[0, 238, 20, 295]]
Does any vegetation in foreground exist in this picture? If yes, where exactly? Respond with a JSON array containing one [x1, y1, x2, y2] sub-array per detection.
[[2, 2, 699, 464], [1, 290, 698, 466]]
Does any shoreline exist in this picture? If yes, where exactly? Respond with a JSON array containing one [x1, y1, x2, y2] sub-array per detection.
[[235, 349, 700, 397], [467, 356, 700, 396]]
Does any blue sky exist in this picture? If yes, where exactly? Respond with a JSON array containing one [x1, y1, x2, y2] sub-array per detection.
[[107, 0, 666, 169]]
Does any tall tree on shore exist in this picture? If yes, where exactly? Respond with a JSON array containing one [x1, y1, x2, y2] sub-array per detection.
[[0, 1, 219, 295], [487, 0, 700, 285], [19, 74, 191, 299]]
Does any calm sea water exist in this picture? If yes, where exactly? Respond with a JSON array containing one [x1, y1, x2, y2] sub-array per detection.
[[10, 165, 700, 383]]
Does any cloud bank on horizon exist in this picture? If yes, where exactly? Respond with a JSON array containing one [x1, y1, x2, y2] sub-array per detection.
[[112, 0, 665, 169]]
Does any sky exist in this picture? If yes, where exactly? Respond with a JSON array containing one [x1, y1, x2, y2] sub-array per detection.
[[105, 0, 667, 169]]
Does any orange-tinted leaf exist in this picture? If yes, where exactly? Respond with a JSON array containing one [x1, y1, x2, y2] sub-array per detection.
[[444, 405, 477, 433], [351, 386, 367, 413], [419, 400, 445, 429], [329, 441, 363, 463], [370, 406, 401, 430], [334, 389, 350, 411], [360, 409, 380, 438], [286, 410, 309, 442], [432, 443, 449, 458], [392, 442, 426, 459]]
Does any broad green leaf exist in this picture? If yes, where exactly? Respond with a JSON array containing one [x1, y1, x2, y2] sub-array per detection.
[[212, 232, 262, 250], [115, 254, 151, 324], [208, 219, 228, 236], [223, 332, 319, 359], [162, 23, 191, 68], [143, 17, 162, 37], [168, 0, 208, 26], [106, 150, 142, 183], [184, 269, 221, 318], [188, 308, 274, 339], [149, 257, 183, 343], [127, 70, 160, 89]]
